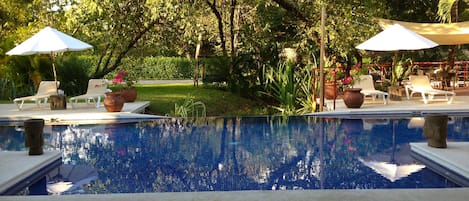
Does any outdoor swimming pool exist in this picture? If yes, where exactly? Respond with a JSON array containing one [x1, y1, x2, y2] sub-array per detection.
[[1, 115, 468, 194]]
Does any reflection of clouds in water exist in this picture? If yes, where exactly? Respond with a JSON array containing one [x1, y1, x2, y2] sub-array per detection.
[[48, 125, 111, 165]]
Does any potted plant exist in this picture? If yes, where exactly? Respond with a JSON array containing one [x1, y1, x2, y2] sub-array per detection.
[[341, 63, 368, 108], [103, 70, 136, 112], [112, 70, 138, 102]]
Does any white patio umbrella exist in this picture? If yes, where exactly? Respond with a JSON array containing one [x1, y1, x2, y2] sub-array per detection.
[[356, 24, 438, 51], [6, 26, 92, 93], [356, 24, 438, 87]]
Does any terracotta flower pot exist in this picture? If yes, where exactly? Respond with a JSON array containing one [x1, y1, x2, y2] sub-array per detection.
[[104, 92, 125, 112], [120, 87, 137, 102], [325, 82, 339, 99], [343, 88, 364, 108]]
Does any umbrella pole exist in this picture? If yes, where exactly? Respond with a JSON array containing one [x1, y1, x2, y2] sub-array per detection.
[[50, 53, 59, 95]]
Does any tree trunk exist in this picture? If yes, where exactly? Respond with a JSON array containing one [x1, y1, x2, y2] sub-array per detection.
[[206, 0, 227, 55], [229, 0, 237, 77], [92, 20, 160, 78], [446, 1, 459, 88]]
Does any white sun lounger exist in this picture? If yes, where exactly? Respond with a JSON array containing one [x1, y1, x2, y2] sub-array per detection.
[[353, 75, 388, 104], [69, 79, 108, 108], [405, 75, 455, 104], [13, 81, 59, 110]]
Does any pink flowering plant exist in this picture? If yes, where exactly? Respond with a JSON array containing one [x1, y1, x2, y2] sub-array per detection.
[[111, 70, 136, 91], [341, 63, 368, 88]]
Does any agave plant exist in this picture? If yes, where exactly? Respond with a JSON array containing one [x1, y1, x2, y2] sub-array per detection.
[[172, 95, 206, 118], [263, 61, 298, 115]]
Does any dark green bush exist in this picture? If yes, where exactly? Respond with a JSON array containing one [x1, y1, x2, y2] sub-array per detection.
[[1, 55, 53, 99], [199, 56, 229, 83], [0, 77, 17, 100], [56, 55, 94, 96]]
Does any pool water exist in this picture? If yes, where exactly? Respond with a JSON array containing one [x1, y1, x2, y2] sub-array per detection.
[[1, 116, 468, 194]]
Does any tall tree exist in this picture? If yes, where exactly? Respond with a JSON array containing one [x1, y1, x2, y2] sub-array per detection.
[[271, 0, 387, 64], [65, 0, 187, 78]]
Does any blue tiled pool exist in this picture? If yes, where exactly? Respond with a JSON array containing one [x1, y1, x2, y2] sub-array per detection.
[[1, 116, 468, 194]]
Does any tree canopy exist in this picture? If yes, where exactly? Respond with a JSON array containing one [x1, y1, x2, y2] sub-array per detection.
[[2, 0, 469, 113]]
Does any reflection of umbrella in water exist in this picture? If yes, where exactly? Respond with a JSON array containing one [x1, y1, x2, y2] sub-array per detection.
[[358, 158, 425, 182], [6, 26, 92, 94], [47, 164, 98, 195], [359, 121, 425, 182]]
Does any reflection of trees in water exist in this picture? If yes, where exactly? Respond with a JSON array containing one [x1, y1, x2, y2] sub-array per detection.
[[0, 126, 25, 151], [6, 115, 466, 193]]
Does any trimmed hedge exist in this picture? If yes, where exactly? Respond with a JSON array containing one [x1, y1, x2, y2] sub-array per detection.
[[130, 56, 195, 80], [115, 56, 229, 83]]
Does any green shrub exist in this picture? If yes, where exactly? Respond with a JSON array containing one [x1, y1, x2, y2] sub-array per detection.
[[1, 55, 52, 99], [0, 77, 17, 100], [199, 56, 229, 83], [56, 55, 94, 96], [120, 56, 194, 80]]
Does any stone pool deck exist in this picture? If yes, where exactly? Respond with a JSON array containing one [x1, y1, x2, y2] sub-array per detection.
[[314, 95, 469, 117], [0, 101, 165, 125]]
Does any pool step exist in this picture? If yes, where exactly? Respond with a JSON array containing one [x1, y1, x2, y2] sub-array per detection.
[[410, 142, 469, 186], [0, 151, 62, 195]]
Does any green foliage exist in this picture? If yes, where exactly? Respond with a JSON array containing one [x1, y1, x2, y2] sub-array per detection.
[[65, 0, 188, 78], [140, 57, 193, 79], [111, 56, 194, 80], [391, 57, 413, 86], [200, 56, 230, 83], [296, 64, 317, 114], [438, 0, 459, 22], [0, 77, 16, 100], [263, 61, 297, 115], [171, 95, 206, 118], [56, 55, 94, 96]]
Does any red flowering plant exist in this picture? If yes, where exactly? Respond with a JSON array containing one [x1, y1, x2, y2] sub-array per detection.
[[111, 70, 136, 92], [341, 63, 368, 88]]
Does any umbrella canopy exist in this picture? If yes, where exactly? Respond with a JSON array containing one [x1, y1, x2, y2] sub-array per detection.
[[356, 24, 438, 51], [6, 26, 92, 55], [378, 18, 469, 45], [6, 26, 92, 94]]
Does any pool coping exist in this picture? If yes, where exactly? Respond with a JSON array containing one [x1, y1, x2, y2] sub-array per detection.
[[2, 188, 469, 201]]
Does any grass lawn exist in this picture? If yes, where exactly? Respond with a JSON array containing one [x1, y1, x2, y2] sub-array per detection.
[[135, 83, 271, 116]]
